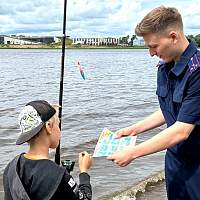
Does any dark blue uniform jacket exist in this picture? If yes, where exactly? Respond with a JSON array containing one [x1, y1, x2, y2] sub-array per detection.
[[156, 42, 200, 200]]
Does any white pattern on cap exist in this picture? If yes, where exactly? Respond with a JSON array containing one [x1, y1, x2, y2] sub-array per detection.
[[19, 105, 42, 133], [16, 105, 44, 145]]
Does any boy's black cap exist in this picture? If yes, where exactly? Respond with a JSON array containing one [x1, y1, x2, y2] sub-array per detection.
[[16, 100, 56, 145]]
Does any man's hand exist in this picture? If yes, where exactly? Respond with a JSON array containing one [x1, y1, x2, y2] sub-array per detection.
[[115, 125, 138, 139], [107, 147, 134, 167]]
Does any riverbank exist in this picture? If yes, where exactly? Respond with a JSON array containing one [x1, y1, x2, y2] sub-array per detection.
[[137, 180, 167, 200], [106, 171, 166, 200], [0, 44, 147, 49]]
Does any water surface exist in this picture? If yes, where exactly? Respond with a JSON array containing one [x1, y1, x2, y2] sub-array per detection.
[[0, 48, 166, 199]]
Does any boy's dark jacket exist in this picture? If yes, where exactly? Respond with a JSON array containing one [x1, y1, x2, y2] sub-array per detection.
[[3, 154, 92, 200], [4, 155, 31, 200], [3, 154, 65, 200]]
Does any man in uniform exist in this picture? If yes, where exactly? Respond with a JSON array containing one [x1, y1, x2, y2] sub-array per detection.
[[107, 6, 200, 199]]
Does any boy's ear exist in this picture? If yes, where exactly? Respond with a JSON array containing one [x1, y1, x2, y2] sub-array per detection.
[[45, 121, 53, 134]]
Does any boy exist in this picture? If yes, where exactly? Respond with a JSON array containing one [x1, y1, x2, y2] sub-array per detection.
[[108, 6, 200, 199], [3, 100, 93, 200]]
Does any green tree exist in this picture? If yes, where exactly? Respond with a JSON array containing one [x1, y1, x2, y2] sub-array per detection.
[[65, 38, 73, 45], [119, 35, 129, 45], [187, 34, 196, 44], [194, 34, 200, 47], [130, 34, 137, 46]]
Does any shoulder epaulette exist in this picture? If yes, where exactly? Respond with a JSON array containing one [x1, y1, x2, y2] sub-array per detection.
[[156, 60, 165, 68], [188, 50, 200, 73]]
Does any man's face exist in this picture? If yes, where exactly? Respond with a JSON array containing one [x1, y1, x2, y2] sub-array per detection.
[[143, 32, 178, 62]]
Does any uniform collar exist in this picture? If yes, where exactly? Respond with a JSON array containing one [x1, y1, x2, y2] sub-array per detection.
[[171, 42, 197, 76]]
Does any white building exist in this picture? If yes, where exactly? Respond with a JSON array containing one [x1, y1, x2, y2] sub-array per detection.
[[0, 35, 40, 45], [72, 37, 119, 46], [0, 35, 61, 45], [132, 38, 145, 46]]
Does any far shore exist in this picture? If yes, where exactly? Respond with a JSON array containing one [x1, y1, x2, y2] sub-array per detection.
[[0, 44, 147, 50]]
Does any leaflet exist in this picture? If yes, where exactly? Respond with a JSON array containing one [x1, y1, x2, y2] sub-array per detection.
[[93, 128, 137, 157]]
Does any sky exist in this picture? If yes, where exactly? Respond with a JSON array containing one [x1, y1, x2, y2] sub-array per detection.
[[0, 0, 200, 38]]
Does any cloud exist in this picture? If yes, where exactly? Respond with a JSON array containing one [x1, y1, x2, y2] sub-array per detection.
[[0, 0, 63, 35], [0, 0, 199, 37], [67, 0, 142, 37]]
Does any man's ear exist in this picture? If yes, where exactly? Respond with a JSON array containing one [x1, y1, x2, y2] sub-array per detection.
[[45, 121, 53, 134], [169, 31, 179, 44]]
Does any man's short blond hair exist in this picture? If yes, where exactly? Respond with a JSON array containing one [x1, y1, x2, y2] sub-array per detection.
[[135, 6, 183, 36]]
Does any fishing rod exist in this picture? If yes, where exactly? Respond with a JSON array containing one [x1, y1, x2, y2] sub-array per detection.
[[55, 0, 67, 165]]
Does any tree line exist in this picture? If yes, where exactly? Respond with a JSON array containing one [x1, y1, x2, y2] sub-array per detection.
[[119, 35, 137, 46], [187, 34, 200, 47], [119, 34, 200, 47]]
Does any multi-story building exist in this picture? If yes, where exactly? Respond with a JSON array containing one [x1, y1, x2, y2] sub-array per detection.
[[72, 37, 119, 46], [0, 35, 61, 45], [132, 38, 145, 46]]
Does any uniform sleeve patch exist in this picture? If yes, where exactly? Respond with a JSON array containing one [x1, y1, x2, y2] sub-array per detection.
[[68, 178, 76, 188], [188, 52, 200, 73]]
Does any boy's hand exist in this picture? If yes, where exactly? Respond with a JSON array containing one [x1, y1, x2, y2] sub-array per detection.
[[79, 151, 93, 173]]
